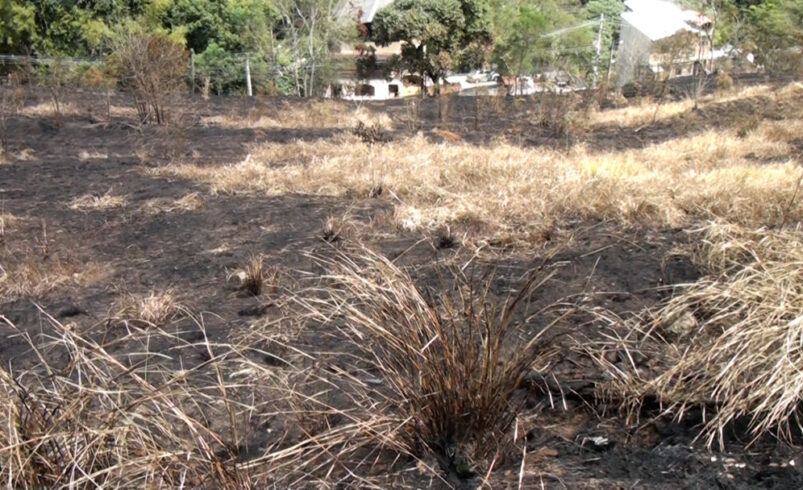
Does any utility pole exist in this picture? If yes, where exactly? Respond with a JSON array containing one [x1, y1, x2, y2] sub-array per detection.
[[593, 14, 605, 88], [245, 55, 253, 97], [607, 34, 616, 85]]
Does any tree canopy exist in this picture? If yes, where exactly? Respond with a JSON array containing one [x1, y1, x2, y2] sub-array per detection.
[[1, 0, 800, 94], [372, 0, 492, 87]]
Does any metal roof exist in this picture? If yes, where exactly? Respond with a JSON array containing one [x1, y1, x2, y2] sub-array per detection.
[[622, 0, 697, 41]]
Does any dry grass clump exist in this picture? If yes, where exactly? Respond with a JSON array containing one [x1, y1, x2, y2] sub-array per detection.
[[21, 101, 82, 118], [590, 97, 695, 127], [352, 107, 393, 144], [69, 190, 127, 211], [17, 148, 36, 161], [320, 215, 357, 243], [203, 99, 350, 129], [77, 150, 109, 161], [0, 258, 109, 300], [0, 213, 18, 236], [228, 255, 286, 297], [156, 108, 802, 246], [231, 255, 266, 296], [300, 248, 562, 476], [115, 290, 180, 326], [0, 314, 254, 489], [603, 222, 803, 449], [140, 192, 202, 214]]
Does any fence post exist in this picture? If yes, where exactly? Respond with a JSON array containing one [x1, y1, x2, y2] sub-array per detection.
[[245, 55, 252, 97], [190, 51, 195, 93]]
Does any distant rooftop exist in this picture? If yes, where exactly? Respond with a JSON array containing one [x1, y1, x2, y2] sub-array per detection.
[[338, 0, 395, 24], [622, 0, 708, 41]]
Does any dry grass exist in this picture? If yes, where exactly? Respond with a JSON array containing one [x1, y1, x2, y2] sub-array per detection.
[[599, 222, 803, 449], [0, 213, 18, 236], [0, 258, 110, 300], [320, 215, 358, 243], [140, 192, 202, 214], [77, 150, 109, 161], [298, 248, 564, 476], [156, 113, 802, 246], [202, 99, 354, 130], [17, 148, 36, 161], [21, 101, 82, 118], [69, 190, 127, 211], [233, 255, 266, 296], [0, 313, 257, 489], [0, 250, 567, 487], [115, 290, 180, 326], [590, 97, 695, 127], [590, 83, 798, 129]]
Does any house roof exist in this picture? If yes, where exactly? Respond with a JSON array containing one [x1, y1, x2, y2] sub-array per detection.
[[622, 0, 698, 41], [339, 0, 395, 24]]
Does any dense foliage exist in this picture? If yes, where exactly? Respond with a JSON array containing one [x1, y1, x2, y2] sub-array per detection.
[[0, 0, 800, 94], [372, 0, 493, 89]]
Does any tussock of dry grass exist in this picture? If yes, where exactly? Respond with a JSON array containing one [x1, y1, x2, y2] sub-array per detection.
[[0, 213, 18, 236], [69, 190, 127, 211], [0, 313, 257, 489], [140, 192, 202, 214], [601, 222, 803, 448], [115, 290, 180, 326], [0, 258, 109, 300], [298, 248, 563, 475], [202, 100, 355, 129], [232, 255, 265, 296], [156, 114, 802, 246], [77, 150, 108, 161], [21, 101, 82, 118], [17, 148, 36, 161]]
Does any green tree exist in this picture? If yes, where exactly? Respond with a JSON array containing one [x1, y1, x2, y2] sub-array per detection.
[[271, 0, 352, 97], [745, 0, 803, 73], [0, 1, 35, 54], [372, 0, 493, 92], [492, 2, 548, 78], [491, 0, 594, 80]]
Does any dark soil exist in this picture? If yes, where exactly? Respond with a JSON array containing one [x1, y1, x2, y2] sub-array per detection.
[[1, 87, 800, 489]]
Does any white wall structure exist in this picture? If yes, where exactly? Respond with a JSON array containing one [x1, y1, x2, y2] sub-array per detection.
[[333, 77, 419, 100], [616, 0, 712, 86]]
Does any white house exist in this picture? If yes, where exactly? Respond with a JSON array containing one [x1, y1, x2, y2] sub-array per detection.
[[616, 0, 713, 86]]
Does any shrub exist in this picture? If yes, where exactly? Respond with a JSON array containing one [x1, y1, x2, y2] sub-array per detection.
[[621, 81, 640, 99], [111, 33, 187, 125], [716, 71, 734, 92]]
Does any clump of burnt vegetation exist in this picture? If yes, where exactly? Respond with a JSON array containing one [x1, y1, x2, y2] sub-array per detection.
[[300, 248, 567, 477]]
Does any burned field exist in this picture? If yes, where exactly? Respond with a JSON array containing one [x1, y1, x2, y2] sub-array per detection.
[[1, 83, 802, 488]]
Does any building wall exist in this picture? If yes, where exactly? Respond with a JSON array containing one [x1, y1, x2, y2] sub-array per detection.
[[333, 78, 419, 100], [616, 19, 652, 86]]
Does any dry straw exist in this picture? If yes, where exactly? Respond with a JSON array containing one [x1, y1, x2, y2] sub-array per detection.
[[601, 222, 803, 449], [156, 91, 802, 247]]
